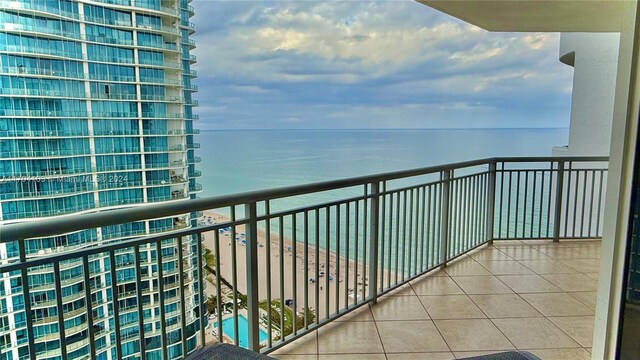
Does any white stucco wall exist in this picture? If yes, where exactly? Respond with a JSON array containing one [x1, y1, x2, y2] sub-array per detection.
[[552, 33, 620, 156]]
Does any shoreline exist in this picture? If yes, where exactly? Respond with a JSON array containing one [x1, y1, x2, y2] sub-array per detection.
[[200, 211, 370, 321]]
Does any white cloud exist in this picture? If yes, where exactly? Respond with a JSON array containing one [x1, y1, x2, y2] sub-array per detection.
[[190, 0, 573, 129]]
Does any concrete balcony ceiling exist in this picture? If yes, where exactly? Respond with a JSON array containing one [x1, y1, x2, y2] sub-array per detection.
[[417, 0, 626, 32]]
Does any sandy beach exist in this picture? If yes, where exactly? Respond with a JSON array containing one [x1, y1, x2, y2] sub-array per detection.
[[200, 211, 373, 337]]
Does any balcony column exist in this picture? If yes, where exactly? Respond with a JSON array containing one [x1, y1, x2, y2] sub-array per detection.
[[244, 201, 260, 352]]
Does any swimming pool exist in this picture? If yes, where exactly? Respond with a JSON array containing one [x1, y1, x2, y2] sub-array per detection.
[[213, 315, 269, 348]]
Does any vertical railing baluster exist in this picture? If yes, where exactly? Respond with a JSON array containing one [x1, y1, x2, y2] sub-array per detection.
[[109, 251, 122, 359], [315, 211, 321, 311], [506, 170, 512, 238], [523, 171, 529, 238], [54, 262, 68, 360], [362, 188, 369, 300], [386, 193, 393, 289], [82, 256, 95, 360], [134, 246, 146, 359], [380, 184, 387, 292], [479, 174, 484, 245], [266, 204, 273, 345], [538, 169, 545, 238], [553, 161, 565, 242], [588, 171, 596, 237], [230, 207, 239, 345], [419, 186, 426, 272], [440, 170, 451, 266], [581, 170, 588, 237], [214, 231, 223, 343], [197, 232, 206, 348], [177, 237, 187, 357], [426, 186, 433, 268], [451, 180, 458, 255], [530, 171, 537, 239], [394, 192, 400, 285], [293, 213, 299, 334], [487, 162, 497, 243], [436, 182, 442, 265], [325, 207, 330, 319], [514, 171, 520, 238], [416, 187, 421, 273], [464, 176, 470, 251], [546, 163, 554, 237], [345, 202, 351, 306], [401, 190, 407, 281], [335, 204, 341, 313], [156, 240, 167, 360], [407, 188, 414, 277], [278, 215, 285, 340], [572, 168, 580, 237], [303, 210, 309, 327], [245, 201, 260, 351], [368, 182, 380, 303], [596, 170, 604, 236], [498, 163, 504, 239], [564, 163, 573, 238], [469, 176, 475, 247], [18, 240, 35, 360], [415, 186, 427, 274]]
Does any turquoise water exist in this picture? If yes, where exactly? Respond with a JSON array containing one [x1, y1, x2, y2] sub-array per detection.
[[195, 128, 568, 197], [214, 315, 269, 348]]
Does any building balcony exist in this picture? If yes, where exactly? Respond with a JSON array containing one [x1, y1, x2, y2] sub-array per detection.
[[272, 239, 600, 359], [183, 5, 195, 14], [182, 38, 197, 49], [188, 156, 201, 163], [180, 20, 196, 34], [0, 0, 80, 20], [132, 3, 180, 18], [0, 156, 609, 360], [135, 23, 180, 37]]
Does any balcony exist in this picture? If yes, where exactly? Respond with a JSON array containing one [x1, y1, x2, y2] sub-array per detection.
[[0, 156, 608, 360], [272, 239, 600, 359]]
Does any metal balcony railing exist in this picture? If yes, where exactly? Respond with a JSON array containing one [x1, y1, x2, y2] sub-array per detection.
[[0, 156, 608, 359]]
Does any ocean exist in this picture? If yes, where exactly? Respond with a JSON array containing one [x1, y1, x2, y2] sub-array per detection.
[[194, 128, 570, 265], [194, 128, 569, 198]]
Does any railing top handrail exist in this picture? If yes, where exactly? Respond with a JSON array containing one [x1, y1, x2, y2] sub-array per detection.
[[0, 156, 608, 242]]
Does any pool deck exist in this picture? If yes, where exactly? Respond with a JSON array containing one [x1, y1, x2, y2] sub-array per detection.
[[207, 309, 271, 348], [269, 239, 601, 360]]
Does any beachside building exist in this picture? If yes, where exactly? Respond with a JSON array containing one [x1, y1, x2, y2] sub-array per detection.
[[552, 32, 620, 157], [0, 0, 202, 359]]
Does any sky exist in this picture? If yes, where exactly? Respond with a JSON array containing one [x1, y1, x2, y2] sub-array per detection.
[[190, 0, 574, 130]]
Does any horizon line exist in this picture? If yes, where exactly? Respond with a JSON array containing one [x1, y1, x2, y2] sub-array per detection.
[[196, 127, 570, 131]]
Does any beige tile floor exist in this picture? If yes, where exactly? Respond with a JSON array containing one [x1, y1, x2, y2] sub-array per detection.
[[270, 240, 600, 360]]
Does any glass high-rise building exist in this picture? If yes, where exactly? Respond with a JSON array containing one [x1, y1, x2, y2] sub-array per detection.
[[0, 0, 202, 359]]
